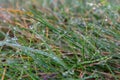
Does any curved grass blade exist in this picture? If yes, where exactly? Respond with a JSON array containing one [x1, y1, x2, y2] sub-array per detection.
[[0, 41, 67, 69]]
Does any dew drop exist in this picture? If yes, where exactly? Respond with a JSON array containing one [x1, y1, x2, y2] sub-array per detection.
[[24, 66, 27, 69]]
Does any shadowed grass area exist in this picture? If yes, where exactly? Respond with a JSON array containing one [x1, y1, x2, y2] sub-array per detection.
[[0, 0, 120, 80]]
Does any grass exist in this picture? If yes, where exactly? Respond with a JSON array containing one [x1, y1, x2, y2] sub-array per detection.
[[0, 0, 120, 80]]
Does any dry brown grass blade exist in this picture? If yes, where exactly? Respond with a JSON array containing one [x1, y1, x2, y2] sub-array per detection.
[[45, 27, 49, 38], [1, 66, 7, 80], [0, 8, 33, 16]]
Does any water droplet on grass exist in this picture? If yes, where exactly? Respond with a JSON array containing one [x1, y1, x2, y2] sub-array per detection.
[[53, 57, 57, 60], [11, 37, 18, 41], [105, 18, 108, 21], [24, 66, 27, 69], [6, 39, 10, 42]]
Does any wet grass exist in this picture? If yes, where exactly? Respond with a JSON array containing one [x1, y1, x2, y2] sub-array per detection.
[[0, 0, 120, 80]]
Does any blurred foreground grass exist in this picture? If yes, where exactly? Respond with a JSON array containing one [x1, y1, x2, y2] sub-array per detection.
[[0, 0, 120, 80]]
